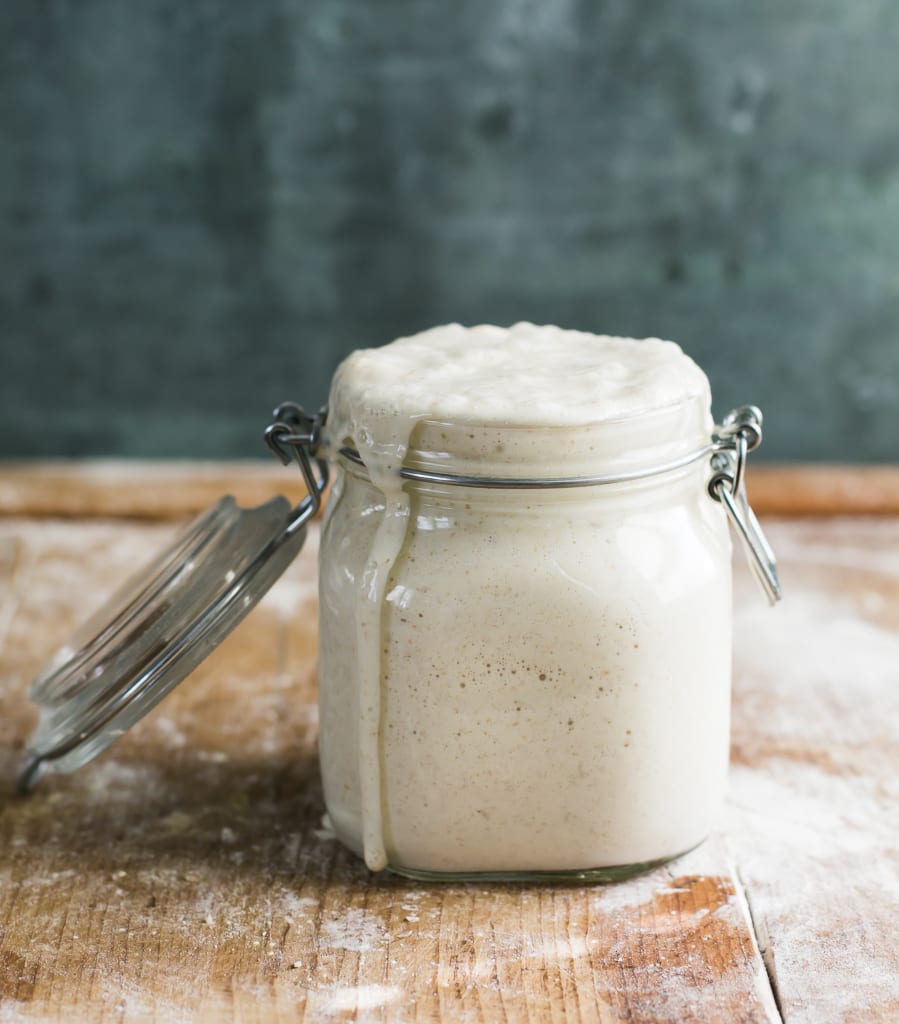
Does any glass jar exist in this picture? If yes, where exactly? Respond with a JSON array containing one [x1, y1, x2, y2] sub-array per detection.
[[311, 326, 780, 880], [18, 325, 779, 883]]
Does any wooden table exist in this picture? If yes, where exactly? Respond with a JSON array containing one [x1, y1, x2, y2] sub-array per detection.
[[0, 463, 896, 1023]]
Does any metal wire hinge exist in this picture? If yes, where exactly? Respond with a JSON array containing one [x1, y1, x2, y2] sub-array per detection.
[[266, 401, 780, 604], [708, 406, 781, 605], [264, 403, 330, 531]]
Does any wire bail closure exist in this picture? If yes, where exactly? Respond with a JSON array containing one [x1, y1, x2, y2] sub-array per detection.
[[707, 406, 781, 605], [271, 402, 780, 605], [264, 403, 330, 531]]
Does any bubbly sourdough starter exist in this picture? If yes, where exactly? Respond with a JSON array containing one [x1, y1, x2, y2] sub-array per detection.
[[319, 323, 732, 875]]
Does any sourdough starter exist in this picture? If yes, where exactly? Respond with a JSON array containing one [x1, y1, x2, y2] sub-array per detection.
[[318, 323, 732, 876]]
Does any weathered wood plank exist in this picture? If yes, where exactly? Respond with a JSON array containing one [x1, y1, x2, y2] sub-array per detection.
[[746, 466, 899, 518], [2, 462, 899, 520], [727, 519, 899, 1024], [0, 461, 313, 521], [0, 518, 781, 1023], [2, 513, 897, 1021]]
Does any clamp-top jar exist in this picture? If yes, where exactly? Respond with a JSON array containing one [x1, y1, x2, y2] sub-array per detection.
[[19, 323, 778, 883], [299, 323, 777, 879]]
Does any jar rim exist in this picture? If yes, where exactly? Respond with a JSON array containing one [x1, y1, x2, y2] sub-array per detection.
[[324, 391, 715, 486]]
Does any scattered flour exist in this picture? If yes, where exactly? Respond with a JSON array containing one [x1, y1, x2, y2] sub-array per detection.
[[320, 908, 386, 953]]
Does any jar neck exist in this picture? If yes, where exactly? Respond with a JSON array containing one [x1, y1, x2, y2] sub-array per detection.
[[329, 393, 713, 485], [335, 452, 714, 521]]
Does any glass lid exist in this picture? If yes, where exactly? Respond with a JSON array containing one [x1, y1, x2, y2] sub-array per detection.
[[18, 403, 329, 793], [18, 496, 308, 792]]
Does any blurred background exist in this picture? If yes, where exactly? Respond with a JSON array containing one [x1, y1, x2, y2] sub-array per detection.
[[1, 0, 898, 461]]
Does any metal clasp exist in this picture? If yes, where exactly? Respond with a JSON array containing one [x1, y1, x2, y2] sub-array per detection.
[[264, 401, 779, 604], [708, 406, 781, 605], [265, 403, 330, 532]]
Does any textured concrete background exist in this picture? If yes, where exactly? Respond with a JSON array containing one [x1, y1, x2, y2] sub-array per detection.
[[2, 0, 898, 460]]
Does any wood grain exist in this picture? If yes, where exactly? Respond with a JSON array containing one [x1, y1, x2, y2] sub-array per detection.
[[2, 461, 899, 520], [746, 465, 899, 517], [727, 518, 899, 1024], [0, 461, 315, 521], [0, 505, 896, 1020]]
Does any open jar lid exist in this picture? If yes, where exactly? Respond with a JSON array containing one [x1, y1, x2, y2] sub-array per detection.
[[18, 407, 328, 793]]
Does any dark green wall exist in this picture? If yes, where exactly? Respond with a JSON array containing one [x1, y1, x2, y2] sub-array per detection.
[[2, 0, 898, 460]]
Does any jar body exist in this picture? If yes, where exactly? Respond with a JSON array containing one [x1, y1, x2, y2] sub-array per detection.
[[318, 456, 733, 880]]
